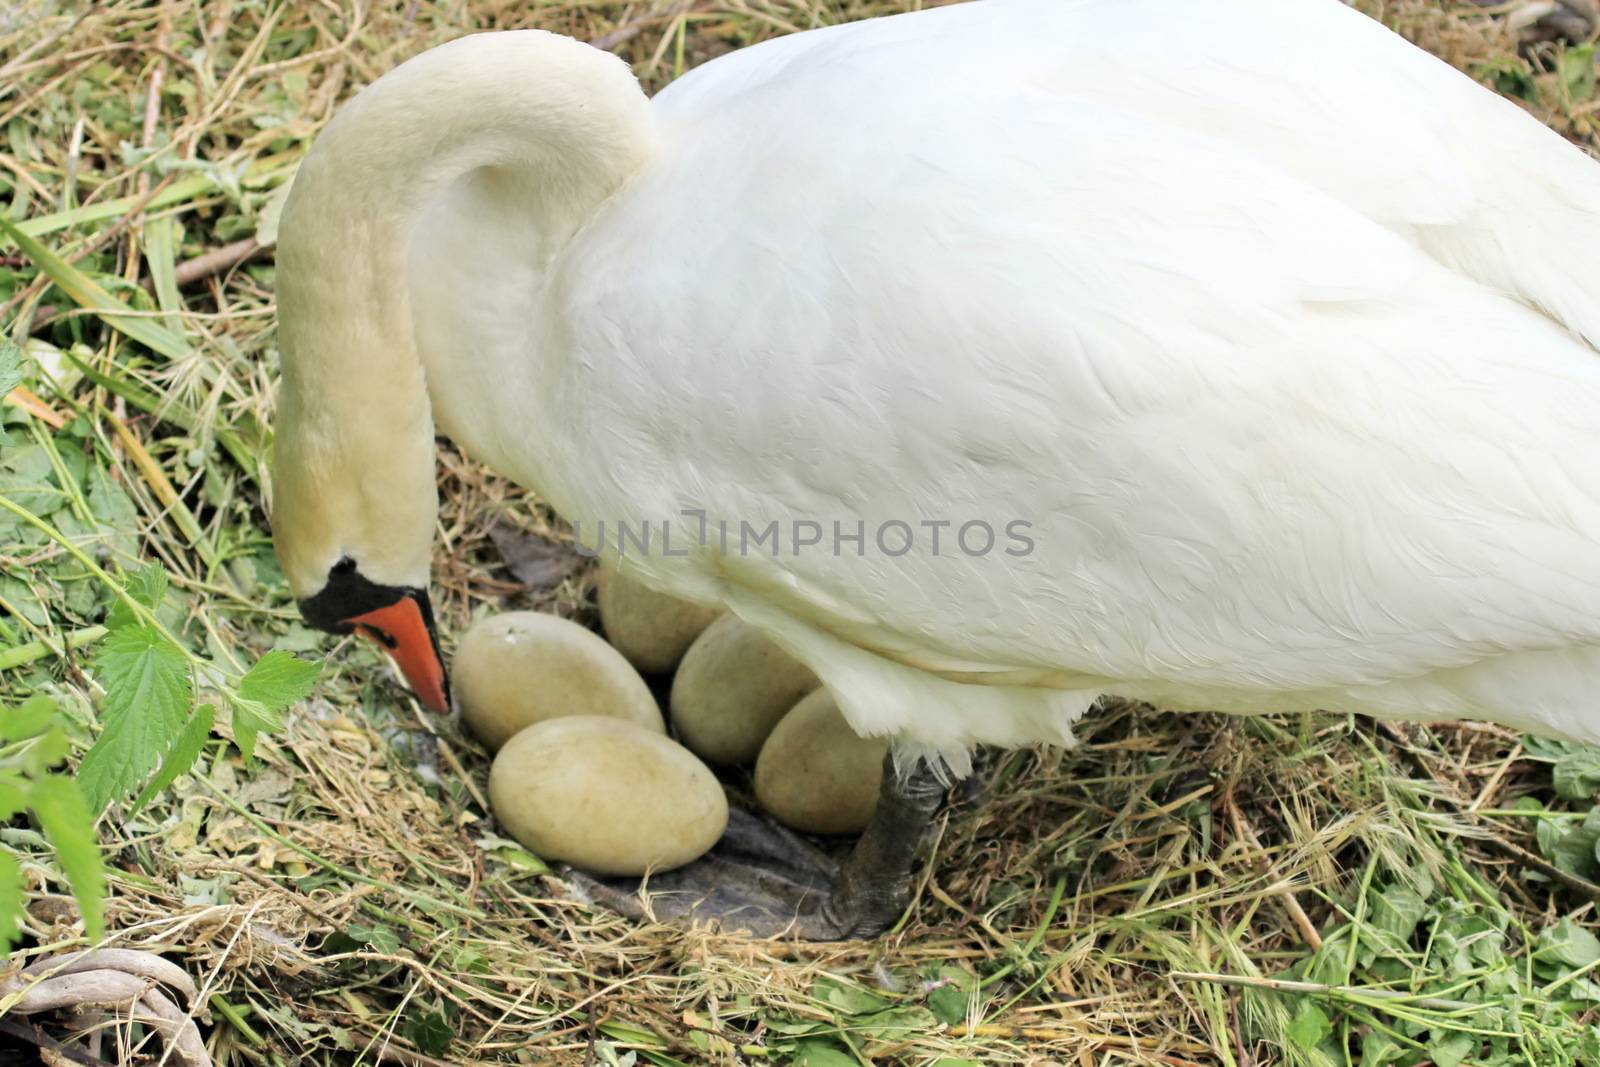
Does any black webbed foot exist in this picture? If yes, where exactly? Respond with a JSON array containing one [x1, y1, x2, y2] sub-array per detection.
[[565, 753, 947, 940]]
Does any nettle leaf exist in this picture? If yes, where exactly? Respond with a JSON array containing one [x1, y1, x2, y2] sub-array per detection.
[[129, 703, 214, 815], [30, 776, 105, 941], [105, 562, 169, 631], [231, 651, 320, 762], [238, 650, 320, 710], [129, 563, 168, 606], [229, 698, 280, 764], [78, 624, 192, 811]]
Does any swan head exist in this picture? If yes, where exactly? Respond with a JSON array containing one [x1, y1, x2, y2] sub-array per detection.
[[298, 557, 449, 716], [272, 412, 450, 715]]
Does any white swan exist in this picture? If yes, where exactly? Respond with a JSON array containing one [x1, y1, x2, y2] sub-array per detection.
[[273, 0, 1600, 935]]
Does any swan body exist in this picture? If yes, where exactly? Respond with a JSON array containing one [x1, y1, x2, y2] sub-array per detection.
[[275, 0, 1600, 765]]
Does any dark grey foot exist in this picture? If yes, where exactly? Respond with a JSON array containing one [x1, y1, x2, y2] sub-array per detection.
[[565, 752, 948, 940]]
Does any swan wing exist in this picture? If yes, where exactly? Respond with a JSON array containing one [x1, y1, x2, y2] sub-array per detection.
[[552, 0, 1600, 705], [654, 0, 1600, 347]]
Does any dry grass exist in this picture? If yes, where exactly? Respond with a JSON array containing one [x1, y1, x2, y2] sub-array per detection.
[[2, 1, 1599, 1065]]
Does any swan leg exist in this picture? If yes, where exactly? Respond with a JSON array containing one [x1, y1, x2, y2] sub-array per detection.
[[563, 752, 946, 940], [817, 750, 946, 938]]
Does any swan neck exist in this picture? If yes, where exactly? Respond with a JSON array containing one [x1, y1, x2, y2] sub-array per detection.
[[272, 31, 656, 597]]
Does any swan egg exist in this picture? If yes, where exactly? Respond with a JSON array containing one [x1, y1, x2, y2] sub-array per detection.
[[669, 615, 820, 765], [754, 690, 888, 835], [489, 716, 728, 876], [596, 564, 722, 674], [453, 611, 663, 751]]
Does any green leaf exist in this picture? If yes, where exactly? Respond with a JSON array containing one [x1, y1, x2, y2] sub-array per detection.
[[129, 703, 214, 815], [1523, 734, 1578, 760], [1559, 44, 1597, 104], [229, 698, 279, 764], [1536, 918, 1600, 970], [0, 777, 28, 820], [1480, 58, 1540, 104], [1534, 815, 1600, 880], [927, 982, 967, 1026], [0, 173, 216, 250], [0, 336, 24, 396], [22, 728, 69, 778], [126, 562, 168, 608], [1285, 1000, 1333, 1051], [30, 775, 105, 941], [106, 562, 168, 631], [791, 1040, 857, 1067], [1370, 884, 1428, 943], [1, 694, 57, 743], [402, 1007, 453, 1056], [255, 180, 292, 247], [812, 976, 890, 1016], [142, 215, 182, 333], [762, 1017, 831, 1038], [78, 624, 192, 811], [1360, 1029, 1405, 1067], [231, 651, 319, 762], [85, 465, 138, 562], [1552, 747, 1600, 800], [345, 924, 401, 954], [238, 650, 320, 711], [0, 848, 24, 951], [855, 1005, 937, 1039], [1428, 1032, 1477, 1067], [452, 946, 489, 974], [0, 215, 189, 360]]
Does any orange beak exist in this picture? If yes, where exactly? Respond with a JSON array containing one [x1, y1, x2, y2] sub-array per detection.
[[345, 595, 451, 714]]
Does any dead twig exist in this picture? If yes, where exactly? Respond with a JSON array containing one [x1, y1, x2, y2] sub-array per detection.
[[1222, 788, 1324, 950], [0, 951, 209, 1067], [173, 237, 263, 287]]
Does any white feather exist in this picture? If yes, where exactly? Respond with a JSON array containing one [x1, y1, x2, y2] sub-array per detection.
[[359, 0, 1600, 753]]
